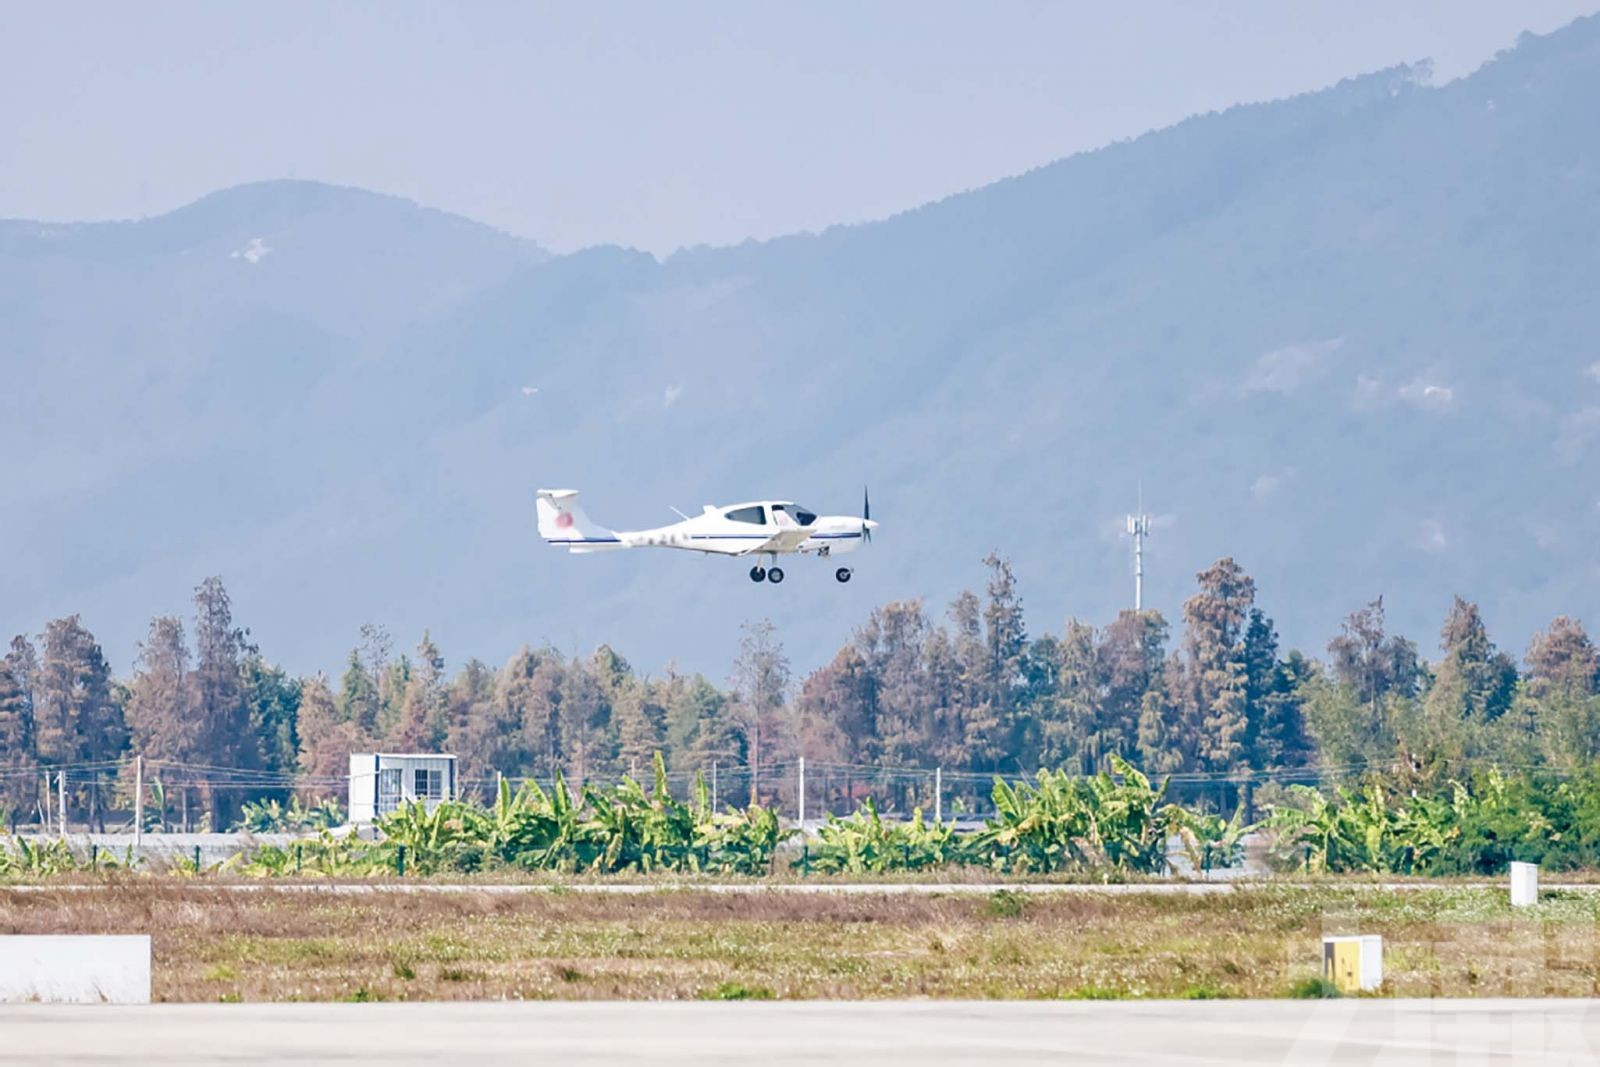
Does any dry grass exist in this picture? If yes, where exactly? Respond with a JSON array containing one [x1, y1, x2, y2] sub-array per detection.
[[3, 882, 1598, 1002]]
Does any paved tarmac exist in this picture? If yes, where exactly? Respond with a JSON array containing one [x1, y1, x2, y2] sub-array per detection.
[[2, 1000, 1597, 1065]]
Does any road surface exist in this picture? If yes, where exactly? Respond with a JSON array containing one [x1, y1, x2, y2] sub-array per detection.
[[3, 1000, 1597, 1065]]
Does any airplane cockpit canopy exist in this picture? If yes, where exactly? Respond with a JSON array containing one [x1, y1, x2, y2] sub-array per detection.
[[772, 503, 818, 526]]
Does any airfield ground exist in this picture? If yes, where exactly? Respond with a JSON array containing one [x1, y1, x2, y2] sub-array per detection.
[[8, 1000, 1600, 1065], [4, 881, 1600, 1002]]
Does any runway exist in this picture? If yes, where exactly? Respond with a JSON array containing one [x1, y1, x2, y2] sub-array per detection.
[[3, 1000, 1597, 1065]]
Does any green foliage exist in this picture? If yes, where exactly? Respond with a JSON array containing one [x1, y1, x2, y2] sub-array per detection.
[[0, 834, 83, 876], [703, 981, 775, 1001], [235, 797, 345, 833], [1265, 769, 1600, 875], [233, 754, 792, 877], [1288, 976, 1342, 999], [0, 834, 137, 876], [806, 798, 958, 874], [984, 889, 1026, 918], [968, 756, 1183, 874]]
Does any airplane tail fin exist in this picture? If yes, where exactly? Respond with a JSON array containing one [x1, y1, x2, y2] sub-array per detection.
[[537, 489, 622, 551]]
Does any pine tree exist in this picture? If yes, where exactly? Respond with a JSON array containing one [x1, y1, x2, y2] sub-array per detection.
[[1135, 660, 1183, 775], [1523, 617, 1600, 769], [666, 674, 738, 774], [514, 656, 568, 778], [557, 658, 607, 787], [242, 656, 301, 778], [191, 577, 257, 825], [1251, 648, 1315, 771], [295, 676, 361, 798], [35, 616, 125, 765], [793, 647, 872, 765], [982, 552, 1027, 754], [612, 679, 665, 778], [854, 601, 931, 766], [126, 616, 197, 763], [336, 650, 381, 740], [34, 617, 124, 828], [1433, 596, 1518, 721], [1178, 559, 1256, 774], [1327, 597, 1422, 744], [729, 619, 789, 802], [1038, 624, 1092, 772], [1099, 610, 1168, 767], [1525, 617, 1598, 701], [444, 658, 509, 792], [0, 637, 37, 826], [389, 631, 446, 752], [949, 588, 1004, 773]]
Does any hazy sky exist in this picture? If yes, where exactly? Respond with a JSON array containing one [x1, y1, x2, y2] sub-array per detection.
[[4, 2, 1597, 254]]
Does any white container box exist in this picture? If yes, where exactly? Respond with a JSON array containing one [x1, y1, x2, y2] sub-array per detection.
[[1322, 934, 1383, 993], [1510, 861, 1539, 907], [0, 935, 151, 1003]]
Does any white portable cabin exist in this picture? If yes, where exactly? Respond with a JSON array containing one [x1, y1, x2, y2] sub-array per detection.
[[348, 753, 458, 823]]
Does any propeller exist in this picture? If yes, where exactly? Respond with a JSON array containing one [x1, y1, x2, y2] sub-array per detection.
[[863, 486, 872, 544]]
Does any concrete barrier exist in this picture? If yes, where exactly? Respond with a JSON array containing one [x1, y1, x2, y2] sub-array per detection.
[[0, 935, 151, 1003]]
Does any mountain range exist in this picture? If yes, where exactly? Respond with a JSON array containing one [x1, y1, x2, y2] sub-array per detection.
[[4, 16, 1600, 680]]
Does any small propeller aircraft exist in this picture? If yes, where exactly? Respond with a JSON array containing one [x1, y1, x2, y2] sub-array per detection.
[[537, 488, 878, 584]]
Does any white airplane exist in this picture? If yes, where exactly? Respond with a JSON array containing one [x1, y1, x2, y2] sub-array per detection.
[[537, 488, 877, 584]]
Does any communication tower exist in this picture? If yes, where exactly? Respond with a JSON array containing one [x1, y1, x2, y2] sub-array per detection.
[[1126, 501, 1151, 612]]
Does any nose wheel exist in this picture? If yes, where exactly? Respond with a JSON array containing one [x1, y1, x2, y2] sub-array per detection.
[[835, 567, 853, 583]]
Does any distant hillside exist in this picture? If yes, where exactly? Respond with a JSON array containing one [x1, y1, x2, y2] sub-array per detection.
[[4, 18, 1600, 679]]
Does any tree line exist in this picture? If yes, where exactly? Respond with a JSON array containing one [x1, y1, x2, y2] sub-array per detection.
[[2, 554, 1597, 829]]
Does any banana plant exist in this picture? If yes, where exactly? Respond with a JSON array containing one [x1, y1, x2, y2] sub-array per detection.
[[808, 797, 957, 873]]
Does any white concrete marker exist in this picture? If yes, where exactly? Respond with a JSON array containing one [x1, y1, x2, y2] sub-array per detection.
[[1510, 862, 1539, 908], [0, 935, 151, 1003]]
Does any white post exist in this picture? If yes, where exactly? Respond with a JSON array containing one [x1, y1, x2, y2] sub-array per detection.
[[133, 756, 144, 850], [57, 772, 66, 838], [935, 767, 943, 824], [797, 757, 806, 829], [711, 762, 718, 809], [1510, 862, 1539, 907]]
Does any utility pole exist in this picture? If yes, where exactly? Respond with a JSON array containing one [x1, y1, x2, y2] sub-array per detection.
[[134, 756, 144, 850]]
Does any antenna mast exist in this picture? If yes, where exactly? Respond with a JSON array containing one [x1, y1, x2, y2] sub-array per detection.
[[1126, 489, 1151, 612]]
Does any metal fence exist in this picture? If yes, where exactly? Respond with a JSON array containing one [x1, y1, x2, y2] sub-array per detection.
[[1, 754, 1419, 836]]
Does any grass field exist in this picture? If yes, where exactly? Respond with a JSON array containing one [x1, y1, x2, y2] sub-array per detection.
[[4, 881, 1600, 1002]]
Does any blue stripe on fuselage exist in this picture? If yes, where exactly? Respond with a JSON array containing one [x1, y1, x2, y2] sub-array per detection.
[[544, 532, 862, 545]]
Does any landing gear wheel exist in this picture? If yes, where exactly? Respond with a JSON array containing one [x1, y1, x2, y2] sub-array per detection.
[[767, 567, 785, 584], [749, 566, 767, 583], [835, 567, 853, 583]]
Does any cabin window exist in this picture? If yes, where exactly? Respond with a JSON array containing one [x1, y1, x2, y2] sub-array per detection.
[[378, 768, 403, 814], [726, 506, 766, 525], [413, 768, 444, 800]]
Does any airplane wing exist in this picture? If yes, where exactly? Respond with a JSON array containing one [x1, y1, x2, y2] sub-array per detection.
[[734, 528, 813, 556]]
